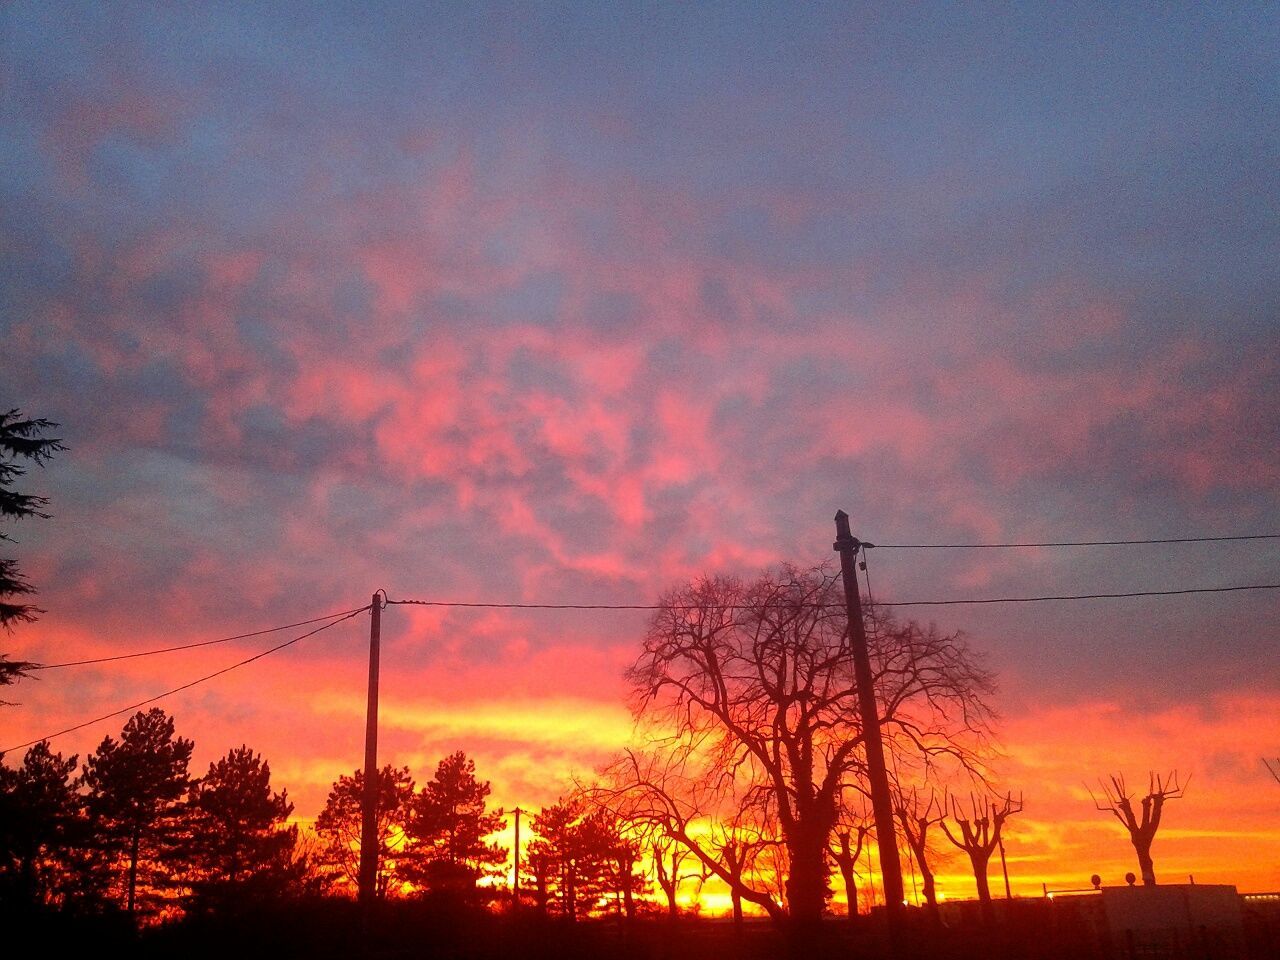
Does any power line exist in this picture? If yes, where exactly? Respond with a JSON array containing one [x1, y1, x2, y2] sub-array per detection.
[[388, 599, 670, 610], [387, 582, 1280, 611], [30, 606, 371, 670], [13, 579, 1277, 752], [883, 583, 1280, 606], [2, 606, 368, 755], [871, 534, 1280, 549]]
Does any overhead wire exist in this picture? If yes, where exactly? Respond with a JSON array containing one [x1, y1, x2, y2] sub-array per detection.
[[30, 605, 371, 670], [386, 582, 1280, 610], [2, 605, 368, 754], [871, 534, 1280, 549], [11, 540, 1278, 752]]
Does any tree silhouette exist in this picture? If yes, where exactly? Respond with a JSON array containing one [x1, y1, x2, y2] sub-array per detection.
[[828, 803, 872, 918], [1090, 771, 1186, 886], [621, 564, 996, 927], [80, 708, 195, 920], [941, 791, 1022, 912], [709, 819, 774, 925], [0, 740, 80, 908], [610, 828, 646, 920], [651, 834, 695, 919], [184, 745, 296, 910], [524, 798, 616, 920], [525, 841, 553, 915], [894, 786, 946, 913], [316, 764, 414, 898], [0, 409, 66, 695], [585, 808, 646, 920], [402, 751, 506, 897], [593, 746, 786, 921]]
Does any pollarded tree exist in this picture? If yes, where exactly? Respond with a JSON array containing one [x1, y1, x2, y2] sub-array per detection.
[[1090, 771, 1187, 886], [941, 790, 1022, 910], [402, 751, 506, 896], [894, 786, 946, 913], [622, 564, 996, 927], [829, 802, 872, 918], [80, 708, 195, 919], [0, 409, 66, 695], [315, 764, 414, 898], [184, 745, 296, 909], [0, 741, 81, 908]]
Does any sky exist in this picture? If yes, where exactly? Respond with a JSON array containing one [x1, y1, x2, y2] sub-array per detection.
[[1, 2, 1278, 901]]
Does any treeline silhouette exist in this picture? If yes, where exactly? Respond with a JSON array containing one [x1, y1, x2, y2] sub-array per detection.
[[0, 708, 667, 928], [1, 708, 315, 922], [6, 562, 1270, 959]]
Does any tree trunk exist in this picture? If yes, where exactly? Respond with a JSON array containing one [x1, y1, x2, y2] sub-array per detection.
[[920, 864, 937, 908], [786, 832, 828, 960], [732, 888, 743, 926], [1135, 839, 1157, 886], [127, 827, 141, 917], [622, 871, 635, 920], [972, 852, 992, 903], [839, 860, 857, 917], [19, 851, 36, 907], [785, 833, 827, 926]]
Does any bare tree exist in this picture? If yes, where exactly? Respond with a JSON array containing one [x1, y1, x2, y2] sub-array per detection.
[[591, 746, 787, 921], [708, 818, 776, 926], [827, 800, 871, 918], [619, 563, 996, 928], [650, 835, 696, 919], [940, 791, 1022, 911], [895, 786, 946, 913], [1090, 771, 1187, 886], [1264, 758, 1280, 787]]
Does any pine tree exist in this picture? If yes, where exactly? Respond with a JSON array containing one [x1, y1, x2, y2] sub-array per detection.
[[0, 741, 81, 908], [315, 764, 414, 898], [0, 409, 66, 695], [402, 751, 506, 897], [80, 709, 194, 920], [184, 745, 297, 911], [525, 799, 616, 920]]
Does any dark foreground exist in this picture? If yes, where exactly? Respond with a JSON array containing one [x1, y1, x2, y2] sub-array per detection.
[[10, 895, 1280, 960]]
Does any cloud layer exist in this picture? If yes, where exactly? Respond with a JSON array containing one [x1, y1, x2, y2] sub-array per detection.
[[2, 3, 1278, 896]]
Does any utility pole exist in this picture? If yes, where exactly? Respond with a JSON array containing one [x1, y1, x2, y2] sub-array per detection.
[[833, 511, 905, 925], [512, 806, 523, 909], [359, 592, 383, 911], [999, 834, 1012, 898]]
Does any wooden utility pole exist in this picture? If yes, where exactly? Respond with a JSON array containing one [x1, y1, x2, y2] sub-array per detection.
[[359, 593, 383, 910], [999, 834, 1012, 898], [833, 511, 905, 921], [512, 806, 523, 909]]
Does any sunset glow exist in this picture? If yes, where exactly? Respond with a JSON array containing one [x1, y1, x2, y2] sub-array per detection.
[[2, 2, 1278, 925]]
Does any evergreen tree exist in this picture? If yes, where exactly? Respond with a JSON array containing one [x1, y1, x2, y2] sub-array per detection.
[[0, 409, 66, 695], [402, 751, 506, 896], [80, 709, 195, 920], [525, 799, 616, 920], [184, 745, 297, 911], [0, 741, 81, 908], [315, 764, 414, 898]]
